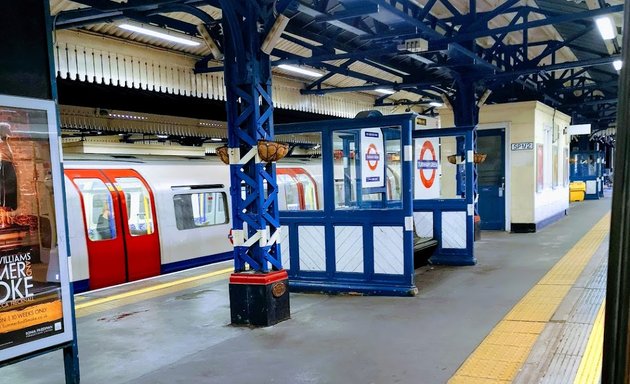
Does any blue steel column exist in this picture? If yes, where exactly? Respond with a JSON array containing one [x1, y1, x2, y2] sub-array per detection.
[[452, 78, 479, 214], [220, 0, 282, 273], [452, 77, 479, 265]]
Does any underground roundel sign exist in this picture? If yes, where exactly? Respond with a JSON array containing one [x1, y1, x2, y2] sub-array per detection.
[[361, 128, 385, 188], [414, 138, 440, 199], [366, 144, 380, 171]]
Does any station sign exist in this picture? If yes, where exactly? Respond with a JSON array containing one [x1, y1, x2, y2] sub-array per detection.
[[361, 128, 385, 189], [414, 138, 440, 199], [0, 95, 74, 363], [511, 142, 534, 151]]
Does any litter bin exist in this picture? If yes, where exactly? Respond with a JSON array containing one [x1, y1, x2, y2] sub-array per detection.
[[569, 181, 586, 202]]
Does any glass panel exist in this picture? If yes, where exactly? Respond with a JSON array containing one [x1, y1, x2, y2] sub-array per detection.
[[276, 132, 323, 210], [295, 173, 318, 210], [435, 136, 467, 199], [278, 174, 300, 211], [477, 136, 502, 187], [115, 177, 154, 237], [173, 192, 228, 230], [73, 178, 116, 241], [333, 127, 401, 209]]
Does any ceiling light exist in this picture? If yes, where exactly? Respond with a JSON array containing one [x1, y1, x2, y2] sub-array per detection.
[[375, 88, 396, 95], [277, 64, 322, 78], [429, 101, 443, 107], [613, 60, 623, 71], [595, 16, 616, 40], [119, 23, 201, 47], [210, 138, 223, 142]]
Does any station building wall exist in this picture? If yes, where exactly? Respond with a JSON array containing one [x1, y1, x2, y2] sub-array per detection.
[[439, 101, 571, 232]]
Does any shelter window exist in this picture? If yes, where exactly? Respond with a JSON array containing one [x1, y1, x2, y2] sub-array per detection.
[[333, 127, 402, 210]]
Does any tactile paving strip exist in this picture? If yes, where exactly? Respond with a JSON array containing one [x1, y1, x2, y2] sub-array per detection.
[[449, 213, 610, 384], [573, 302, 605, 384], [536, 261, 608, 383]]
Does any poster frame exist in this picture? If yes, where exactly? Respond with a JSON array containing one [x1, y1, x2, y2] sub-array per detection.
[[0, 94, 75, 363], [536, 143, 544, 193]]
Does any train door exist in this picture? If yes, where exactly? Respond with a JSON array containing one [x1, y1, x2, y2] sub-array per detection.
[[477, 129, 506, 230], [65, 169, 161, 289], [65, 170, 127, 289], [101, 169, 161, 281]]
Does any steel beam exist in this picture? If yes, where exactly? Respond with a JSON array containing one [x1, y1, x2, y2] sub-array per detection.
[[489, 55, 621, 81], [314, 3, 379, 22], [435, 5, 623, 44], [300, 81, 442, 95]]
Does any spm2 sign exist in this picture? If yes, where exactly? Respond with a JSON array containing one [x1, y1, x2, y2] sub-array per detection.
[[511, 142, 534, 151], [361, 128, 385, 188]]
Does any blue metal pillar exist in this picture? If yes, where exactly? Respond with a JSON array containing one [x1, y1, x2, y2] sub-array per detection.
[[220, 0, 290, 327], [451, 78, 479, 211]]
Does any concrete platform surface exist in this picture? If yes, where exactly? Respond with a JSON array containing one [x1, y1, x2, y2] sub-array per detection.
[[1, 197, 611, 384]]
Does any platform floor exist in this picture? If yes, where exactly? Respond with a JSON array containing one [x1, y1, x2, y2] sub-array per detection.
[[2, 197, 611, 384]]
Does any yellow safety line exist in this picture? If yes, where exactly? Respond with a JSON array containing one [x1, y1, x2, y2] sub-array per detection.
[[574, 301, 606, 384], [449, 213, 610, 384], [75, 267, 233, 310]]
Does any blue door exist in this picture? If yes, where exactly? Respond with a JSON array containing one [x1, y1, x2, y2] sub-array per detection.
[[477, 129, 505, 230]]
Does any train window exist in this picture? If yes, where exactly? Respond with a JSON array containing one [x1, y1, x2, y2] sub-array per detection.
[[173, 192, 228, 230], [73, 178, 117, 241], [115, 177, 155, 237]]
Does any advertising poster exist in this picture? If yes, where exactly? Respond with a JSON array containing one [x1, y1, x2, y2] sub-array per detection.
[[414, 138, 440, 199], [0, 96, 72, 362], [361, 128, 385, 189], [536, 144, 544, 193]]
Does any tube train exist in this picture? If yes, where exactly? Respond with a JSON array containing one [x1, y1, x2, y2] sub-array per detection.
[[61, 154, 402, 293]]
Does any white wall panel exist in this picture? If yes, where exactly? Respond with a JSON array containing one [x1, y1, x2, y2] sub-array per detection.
[[373, 226, 404, 275], [298, 226, 326, 271], [442, 211, 467, 249], [334, 226, 363, 273], [413, 212, 433, 238]]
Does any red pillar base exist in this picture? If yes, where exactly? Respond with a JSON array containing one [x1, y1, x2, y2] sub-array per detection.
[[229, 270, 290, 327]]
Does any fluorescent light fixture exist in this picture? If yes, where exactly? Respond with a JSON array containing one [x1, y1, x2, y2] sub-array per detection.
[[613, 60, 623, 71], [429, 101, 443, 107], [262, 14, 290, 55], [375, 88, 396, 95], [277, 64, 322, 78], [595, 16, 616, 40], [156, 134, 169, 139], [210, 138, 223, 142], [119, 23, 201, 47]]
